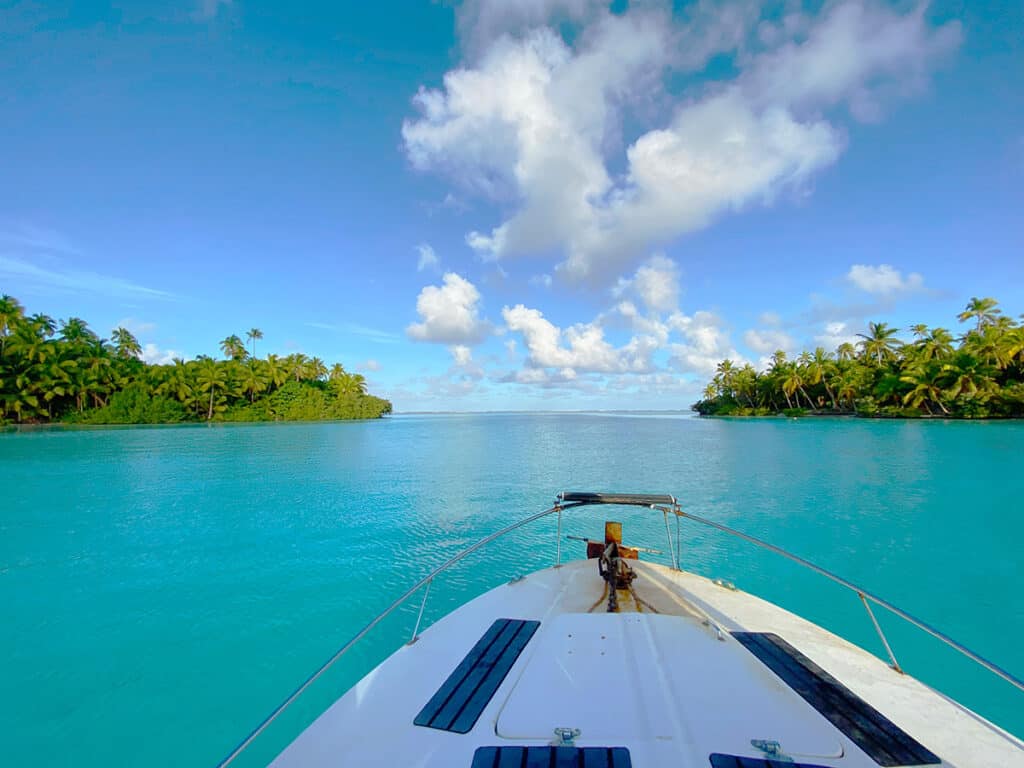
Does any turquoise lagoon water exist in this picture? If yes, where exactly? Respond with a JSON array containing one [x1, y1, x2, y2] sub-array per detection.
[[1, 413, 1022, 767]]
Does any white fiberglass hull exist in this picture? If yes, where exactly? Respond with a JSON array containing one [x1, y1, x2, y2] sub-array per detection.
[[270, 559, 1024, 768]]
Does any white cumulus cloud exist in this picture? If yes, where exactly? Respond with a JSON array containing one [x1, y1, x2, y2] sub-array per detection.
[[407, 272, 491, 344], [502, 303, 658, 375], [456, 0, 604, 59], [142, 344, 182, 365], [403, 1, 959, 285], [846, 264, 924, 295], [815, 321, 861, 349], [743, 328, 795, 355], [613, 254, 680, 314], [668, 311, 744, 376], [450, 344, 473, 366]]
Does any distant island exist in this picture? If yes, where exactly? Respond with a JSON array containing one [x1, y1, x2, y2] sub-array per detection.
[[694, 297, 1024, 419], [0, 294, 391, 425]]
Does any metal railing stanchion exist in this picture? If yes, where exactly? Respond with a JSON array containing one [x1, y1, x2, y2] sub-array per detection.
[[662, 508, 679, 570], [675, 510, 681, 570], [409, 578, 433, 645], [859, 591, 903, 673], [555, 505, 562, 566]]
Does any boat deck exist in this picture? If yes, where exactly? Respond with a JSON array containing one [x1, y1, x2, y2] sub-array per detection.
[[270, 559, 1023, 768]]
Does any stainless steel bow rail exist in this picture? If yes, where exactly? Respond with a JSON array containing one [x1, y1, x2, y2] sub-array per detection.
[[213, 491, 1024, 767]]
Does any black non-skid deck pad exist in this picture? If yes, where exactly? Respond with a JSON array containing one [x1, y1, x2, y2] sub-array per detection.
[[415, 618, 540, 734], [471, 746, 632, 768], [710, 754, 830, 768], [732, 632, 941, 766]]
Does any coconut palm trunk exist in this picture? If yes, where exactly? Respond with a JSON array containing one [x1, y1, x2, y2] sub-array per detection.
[[799, 386, 815, 410], [823, 381, 837, 410]]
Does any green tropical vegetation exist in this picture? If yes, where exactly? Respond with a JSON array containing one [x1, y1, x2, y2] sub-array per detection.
[[0, 294, 391, 425], [693, 298, 1024, 419]]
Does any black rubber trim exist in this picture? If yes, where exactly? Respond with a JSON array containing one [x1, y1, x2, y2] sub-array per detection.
[[414, 618, 540, 734], [471, 746, 632, 768], [710, 753, 831, 768], [559, 492, 675, 506], [732, 632, 941, 766]]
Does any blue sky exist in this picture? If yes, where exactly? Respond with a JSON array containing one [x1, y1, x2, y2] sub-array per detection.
[[2, 0, 1022, 411]]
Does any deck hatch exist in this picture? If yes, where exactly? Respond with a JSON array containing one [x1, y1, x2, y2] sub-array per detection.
[[709, 755, 830, 768], [415, 618, 540, 734], [471, 746, 632, 768], [732, 632, 941, 766]]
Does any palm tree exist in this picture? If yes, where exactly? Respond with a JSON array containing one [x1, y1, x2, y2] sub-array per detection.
[[59, 317, 97, 345], [900, 363, 949, 415], [733, 365, 758, 409], [80, 340, 115, 409], [835, 373, 860, 411], [308, 357, 328, 381], [219, 335, 247, 361], [914, 328, 954, 361], [716, 359, 736, 399], [778, 364, 801, 409], [38, 357, 77, 417], [154, 360, 195, 406], [0, 294, 24, 356], [783, 363, 815, 410], [1001, 326, 1024, 372], [766, 350, 787, 379], [334, 371, 368, 396], [836, 342, 856, 362], [857, 322, 902, 366], [8, 324, 52, 364], [195, 359, 229, 420], [941, 352, 996, 403], [246, 328, 263, 358], [285, 353, 308, 382], [28, 313, 56, 338], [112, 327, 143, 360], [873, 372, 905, 407], [264, 354, 288, 390], [239, 361, 269, 403], [960, 325, 1008, 369], [804, 347, 837, 409], [958, 297, 1001, 332], [3, 390, 39, 422]]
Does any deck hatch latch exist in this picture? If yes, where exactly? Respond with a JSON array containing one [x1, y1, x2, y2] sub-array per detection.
[[751, 739, 793, 762], [552, 727, 581, 747]]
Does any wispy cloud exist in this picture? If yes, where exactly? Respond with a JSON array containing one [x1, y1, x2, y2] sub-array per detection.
[[306, 321, 400, 344], [194, 0, 231, 21], [416, 243, 440, 272], [116, 317, 157, 336], [0, 255, 174, 300], [0, 224, 80, 255]]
